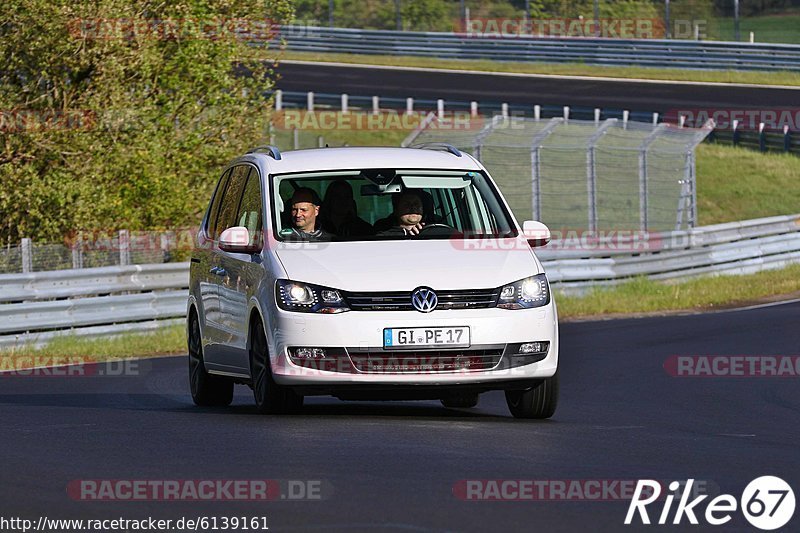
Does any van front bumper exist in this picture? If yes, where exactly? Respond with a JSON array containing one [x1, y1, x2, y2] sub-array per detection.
[[268, 304, 559, 388]]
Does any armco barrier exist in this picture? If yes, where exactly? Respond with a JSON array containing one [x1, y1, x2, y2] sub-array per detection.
[[280, 26, 800, 72], [1, 214, 798, 348], [0, 264, 189, 349]]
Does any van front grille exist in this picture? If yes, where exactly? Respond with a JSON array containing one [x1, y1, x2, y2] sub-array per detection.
[[344, 288, 499, 311]]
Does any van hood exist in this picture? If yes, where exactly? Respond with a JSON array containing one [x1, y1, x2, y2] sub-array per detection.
[[273, 239, 540, 292]]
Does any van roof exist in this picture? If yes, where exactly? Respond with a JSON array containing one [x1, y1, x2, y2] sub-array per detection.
[[246, 146, 484, 175]]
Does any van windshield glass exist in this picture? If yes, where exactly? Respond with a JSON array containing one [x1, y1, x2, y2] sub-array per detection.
[[271, 169, 518, 241]]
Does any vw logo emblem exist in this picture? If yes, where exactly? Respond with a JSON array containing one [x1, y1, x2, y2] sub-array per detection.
[[411, 287, 438, 313]]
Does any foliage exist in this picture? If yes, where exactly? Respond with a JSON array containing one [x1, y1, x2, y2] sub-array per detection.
[[0, 0, 293, 243]]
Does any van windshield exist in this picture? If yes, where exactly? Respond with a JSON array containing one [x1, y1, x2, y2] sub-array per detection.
[[270, 169, 518, 241]]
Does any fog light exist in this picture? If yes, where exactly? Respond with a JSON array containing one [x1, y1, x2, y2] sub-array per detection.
[[519, 342, 546, 354]]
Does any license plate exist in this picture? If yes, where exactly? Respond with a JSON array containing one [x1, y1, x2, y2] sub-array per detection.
[[383, 327, 470, 350]]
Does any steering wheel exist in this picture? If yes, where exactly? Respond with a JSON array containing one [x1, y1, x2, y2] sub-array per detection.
[[418, 223, 454, 236], [420, 223, 451, 231]]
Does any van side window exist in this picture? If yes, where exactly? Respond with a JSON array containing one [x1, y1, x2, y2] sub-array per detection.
[[206, 168, 231, 239], [213, 165, 249, 240], [235, 167, 263, 247]]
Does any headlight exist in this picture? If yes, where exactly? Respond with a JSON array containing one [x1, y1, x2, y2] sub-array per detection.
[[497, 274, 550, 309], [276, 280, 350, 314]]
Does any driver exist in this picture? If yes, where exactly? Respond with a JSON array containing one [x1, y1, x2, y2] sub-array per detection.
[[377, 190, 427, 236], [285, 188, 331, 241]]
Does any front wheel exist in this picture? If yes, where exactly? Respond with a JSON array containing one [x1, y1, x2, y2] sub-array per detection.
[[505, 371, 558, 419], [250, 320, 303, 414], [188, 312, 233, 407]]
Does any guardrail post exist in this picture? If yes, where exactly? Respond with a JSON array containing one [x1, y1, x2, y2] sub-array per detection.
[[594, 108, 601, 125], [307, 91, 314, 112], [784, 126, 792, 152], [72, 236, 84, 269], [563, 106, 570, 122], [341, 93, 349, 114], [293, 127, 299, 149], [529, 118, 563, 222], [406, 97, 414, 115], [470, 101, 478, 118], [318, 135, 325, 148], [733, 120, 740, 146], [372, 96, 380, 115], [501, 103, 508, 118], [586, 119, 618, 232], [623, 110, 630, 129], [21, 238, 32, 273], [638, 123, 667, 232], [275, 90, 282, 111], [759, 122, 766, 152], [534, 105, 540, 121], [437, 99, 445, 120], [119, 230, 130, 266], [652, 112, 659, 125], [160, 233, 171, 263]]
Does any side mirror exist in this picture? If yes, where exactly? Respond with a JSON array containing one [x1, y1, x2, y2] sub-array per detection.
[[522, 220, 550, 247], [219, 226, 261, 254]]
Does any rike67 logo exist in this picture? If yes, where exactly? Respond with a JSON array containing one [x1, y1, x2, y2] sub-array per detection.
[[625, 477, 795, 530]]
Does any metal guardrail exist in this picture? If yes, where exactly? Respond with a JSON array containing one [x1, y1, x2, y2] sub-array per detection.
[[0, 264, 189, 349], [280, 26, 800, 72], [1, 214, 798, 348]]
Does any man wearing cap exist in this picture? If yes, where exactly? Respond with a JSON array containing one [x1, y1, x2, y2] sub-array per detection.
[[286, 187, 331, 241]]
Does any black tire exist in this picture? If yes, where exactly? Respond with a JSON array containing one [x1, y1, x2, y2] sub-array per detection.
[[505, 371, 559, 419], [188, 312, 234, 407], [440, 394, 480, 409], [250, 319, 303, 414]]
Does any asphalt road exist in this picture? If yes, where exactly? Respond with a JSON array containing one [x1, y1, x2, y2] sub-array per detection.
[[275, 61, 800, 113], [2, 301, 799, 532]]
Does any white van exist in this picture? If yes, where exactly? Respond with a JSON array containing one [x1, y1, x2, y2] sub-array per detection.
[[187, 144, 559, 418]]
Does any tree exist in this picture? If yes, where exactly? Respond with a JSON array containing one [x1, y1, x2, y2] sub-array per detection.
[[0, 0, 293, 243]]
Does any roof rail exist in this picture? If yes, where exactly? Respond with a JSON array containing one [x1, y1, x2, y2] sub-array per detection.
[[411, 142, 462, 157], [246, 145, 282, 160]]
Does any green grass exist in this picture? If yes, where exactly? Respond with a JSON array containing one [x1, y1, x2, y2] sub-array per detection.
[[696, 143, 800, 225], [556, 263, 800, 320], [0, 325, 186, 369], [281, 51, 800, 87], [714, 9, 800, 44]]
